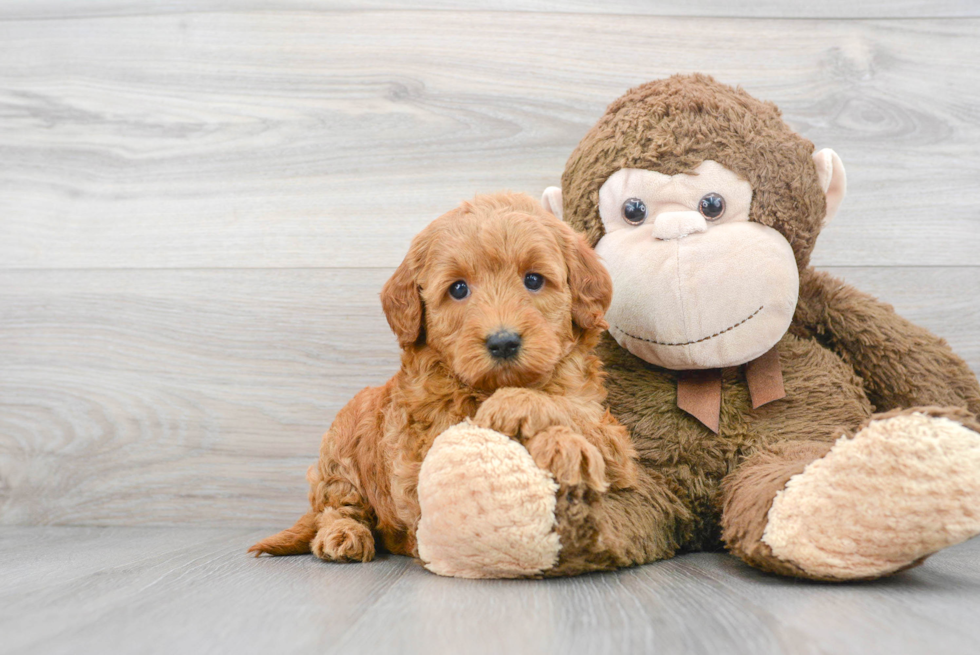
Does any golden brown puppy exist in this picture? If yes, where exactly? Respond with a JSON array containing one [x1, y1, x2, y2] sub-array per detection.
[[249, 192, 637, 563]]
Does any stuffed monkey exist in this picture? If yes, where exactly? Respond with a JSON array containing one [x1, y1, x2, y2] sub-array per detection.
[[415, 74, 980, 581]]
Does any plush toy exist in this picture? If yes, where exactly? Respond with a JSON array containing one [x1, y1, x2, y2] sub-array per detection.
[[416, 74, 980, 580]]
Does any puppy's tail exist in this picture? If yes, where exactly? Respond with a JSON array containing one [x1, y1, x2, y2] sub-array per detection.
[[248, 510, 319, 557]]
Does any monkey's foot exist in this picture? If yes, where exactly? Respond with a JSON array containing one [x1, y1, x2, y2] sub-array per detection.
[[763, 410, 980, 579], [416, 421, 561, 578]]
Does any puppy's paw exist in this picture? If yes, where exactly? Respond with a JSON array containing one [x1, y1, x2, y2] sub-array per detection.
[[473, 388, 573, 440], [525, 426, 608, 492], [311, 518, 376, 563]]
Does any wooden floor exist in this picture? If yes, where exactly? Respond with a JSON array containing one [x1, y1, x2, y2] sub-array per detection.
[[1, 2, 979, 654], [3, 526, 980, 655]]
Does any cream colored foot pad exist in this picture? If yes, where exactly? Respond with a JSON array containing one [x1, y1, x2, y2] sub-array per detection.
[[763, 413, 980, 579], [417, 422, 561, 578]]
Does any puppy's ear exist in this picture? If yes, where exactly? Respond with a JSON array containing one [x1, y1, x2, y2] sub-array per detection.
[[557, 221, 612, 332], [381, 230, 431, 349]]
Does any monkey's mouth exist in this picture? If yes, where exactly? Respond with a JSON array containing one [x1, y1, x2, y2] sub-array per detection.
[[609, 306, 764, 347]]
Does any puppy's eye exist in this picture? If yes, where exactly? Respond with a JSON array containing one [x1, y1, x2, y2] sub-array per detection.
[[622, 198, 647, 225], [524, 273, 544, 292], [698, 193, 725, 220], [448, 280, 469, 300]]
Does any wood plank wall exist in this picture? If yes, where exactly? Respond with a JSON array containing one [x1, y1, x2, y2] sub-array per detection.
[[1, 2, 978, 527]]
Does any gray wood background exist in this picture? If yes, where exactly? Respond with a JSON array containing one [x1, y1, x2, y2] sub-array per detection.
[[2, 1, 979, 529]]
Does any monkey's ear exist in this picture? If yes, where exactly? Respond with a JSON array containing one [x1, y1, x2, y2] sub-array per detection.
[[559, 222, 612, 333], [380, 235, 428, 349], [813, 148, 846, 226], [541, 186, 563, 220]]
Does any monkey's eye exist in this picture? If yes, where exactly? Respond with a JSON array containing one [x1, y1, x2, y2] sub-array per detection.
[[524, 272, 544, 291], [698, 193, 726, 220], [622, 197, 648, 225], [448, 280, 469, 300]]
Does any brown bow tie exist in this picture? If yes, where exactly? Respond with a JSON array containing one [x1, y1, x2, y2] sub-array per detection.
[[676, 346, 785, 433]]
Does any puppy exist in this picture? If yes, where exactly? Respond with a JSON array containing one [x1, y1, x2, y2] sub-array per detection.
[[249, 192, 637, 562]]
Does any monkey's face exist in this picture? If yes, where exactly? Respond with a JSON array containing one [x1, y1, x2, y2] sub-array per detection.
[[594, 161, 799, 370]]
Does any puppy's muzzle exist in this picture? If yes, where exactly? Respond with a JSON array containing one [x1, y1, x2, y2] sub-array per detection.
[[486, 330, 522, 361]]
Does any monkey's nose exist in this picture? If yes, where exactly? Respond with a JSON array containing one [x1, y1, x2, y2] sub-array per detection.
[[652, 211, 707, 241], [486, 330, 522, 361]]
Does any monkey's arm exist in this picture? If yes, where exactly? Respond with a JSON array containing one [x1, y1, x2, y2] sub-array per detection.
[[792, 268, 980, 416]]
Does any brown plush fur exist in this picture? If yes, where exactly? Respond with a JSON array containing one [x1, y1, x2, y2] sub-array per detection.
[[794, 268, 980, 417], [543, 74, 980, 578], [722, 405, 980, 582], [249, 192, 637, 562], [720, 439, 835, 579], [562, 73, 826, 268]]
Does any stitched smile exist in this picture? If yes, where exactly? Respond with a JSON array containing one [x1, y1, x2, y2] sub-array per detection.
[[609, 306, 764, 346]]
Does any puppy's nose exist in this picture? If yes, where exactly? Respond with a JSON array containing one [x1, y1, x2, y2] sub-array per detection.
[[486, 330, 522, 361]]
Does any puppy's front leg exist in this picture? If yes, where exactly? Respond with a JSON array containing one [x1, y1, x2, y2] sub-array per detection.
[[579, 412, 639, 491], [473, 388, 610, 491], [472, 387, 576, 440], [524, 426, 608, 492]]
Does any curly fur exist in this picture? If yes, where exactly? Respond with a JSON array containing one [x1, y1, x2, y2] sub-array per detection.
[[249, 192, 637, 561]]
